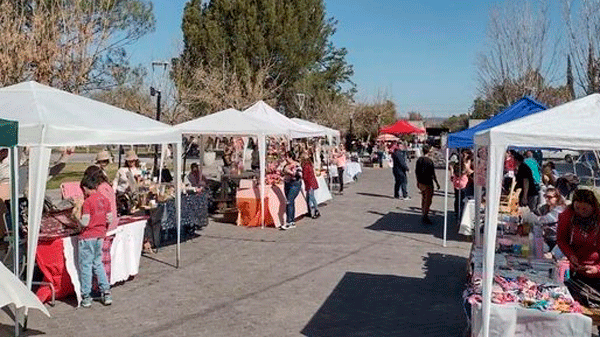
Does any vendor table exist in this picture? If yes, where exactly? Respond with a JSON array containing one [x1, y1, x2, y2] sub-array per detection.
[[147, 191, 209, 248], [35, 215, 147, 305], [235, 176, 332, 228], [328, 163, 362, 185], [465, 245, 593, 336]]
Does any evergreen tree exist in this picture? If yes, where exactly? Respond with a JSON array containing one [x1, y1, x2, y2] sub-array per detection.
[[177, 0, 353, 116]]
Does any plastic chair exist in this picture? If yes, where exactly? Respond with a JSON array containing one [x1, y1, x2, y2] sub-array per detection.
[[60, 181, 84, 200]]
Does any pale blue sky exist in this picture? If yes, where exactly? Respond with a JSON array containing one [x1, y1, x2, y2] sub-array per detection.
[[129, 1, 496, 118]]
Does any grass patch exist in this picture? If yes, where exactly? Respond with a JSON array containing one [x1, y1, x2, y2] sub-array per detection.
[[46, 162, 119, 190]]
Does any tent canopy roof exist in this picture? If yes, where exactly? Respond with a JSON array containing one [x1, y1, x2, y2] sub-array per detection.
[[175, 108, 283, 136], [380, 120, 425, 135], [290, 118, 340, 138], [0, 81, 180, 147], [448, 96, 546, 149], [475, 93, 600, 150], [243, 101, 324, 138], [0, 118, 18, 147]]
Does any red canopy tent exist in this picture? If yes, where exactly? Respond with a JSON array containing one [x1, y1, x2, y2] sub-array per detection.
[[379, 120, 426, 135]]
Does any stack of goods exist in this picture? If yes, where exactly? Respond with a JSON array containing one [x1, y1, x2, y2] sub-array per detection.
[[464, 274, 583, 313]]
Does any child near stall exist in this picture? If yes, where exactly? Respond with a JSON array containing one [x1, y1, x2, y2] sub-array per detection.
[[73, 172, 113, 308]]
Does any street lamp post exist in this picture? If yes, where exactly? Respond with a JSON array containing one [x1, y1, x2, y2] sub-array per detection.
[[150, 86, 161, 171], [150, 61, 169, 173]]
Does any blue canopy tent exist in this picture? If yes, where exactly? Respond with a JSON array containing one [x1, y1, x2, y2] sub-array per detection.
[[442, 96, 546, 247]]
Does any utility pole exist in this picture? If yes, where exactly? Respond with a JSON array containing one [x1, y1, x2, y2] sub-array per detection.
[[150, 61, 169, 172]]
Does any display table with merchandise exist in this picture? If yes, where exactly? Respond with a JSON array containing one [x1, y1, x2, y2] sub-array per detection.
[[35, 215, 147, 304], [146, 191, 209, 248], [464, 237, 593, 336], [235, 174, 332, 228]]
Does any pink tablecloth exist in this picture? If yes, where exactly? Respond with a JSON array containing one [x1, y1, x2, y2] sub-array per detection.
[[236, 182, 308, 228]]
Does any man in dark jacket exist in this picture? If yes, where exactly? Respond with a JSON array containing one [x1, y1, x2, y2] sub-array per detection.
[[392, 144, 410, 199], [416, 145, 440, 225]]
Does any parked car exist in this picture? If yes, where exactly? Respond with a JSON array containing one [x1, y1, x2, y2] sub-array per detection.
[[541, 149, 580, 163]]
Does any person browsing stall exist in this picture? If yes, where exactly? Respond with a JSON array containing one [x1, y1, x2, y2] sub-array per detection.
[[527, 187, 567, 250], [73, 172, 113, 308], [513, 151, 540, 210], [280, 152, 302, 230], [301, 151, 320, 219], [83, 165, 118, 232], [557, 189, 600, 279]]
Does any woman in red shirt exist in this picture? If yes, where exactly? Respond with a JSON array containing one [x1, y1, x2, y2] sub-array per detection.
[[301, 151, 320, 219], [557, 189, 600, 282]]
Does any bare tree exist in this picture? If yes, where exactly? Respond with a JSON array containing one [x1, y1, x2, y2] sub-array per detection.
[[0, 0, 154, 92], [563, 0, 600, 95], [476, 0, 561, 107]]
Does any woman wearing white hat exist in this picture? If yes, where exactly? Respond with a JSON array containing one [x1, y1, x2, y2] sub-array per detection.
[[112, 150, 142, 194]]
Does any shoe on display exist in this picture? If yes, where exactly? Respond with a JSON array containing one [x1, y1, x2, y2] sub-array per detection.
[[81, 297, 92, 308]]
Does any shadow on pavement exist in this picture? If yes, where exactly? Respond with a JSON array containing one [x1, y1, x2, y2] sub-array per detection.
[[301, 253, 468, 337], [365, 210, 469, 243], [356, 192, 396, 199]]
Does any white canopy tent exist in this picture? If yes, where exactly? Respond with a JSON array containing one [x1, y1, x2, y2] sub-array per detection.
[[473, 93, 600, 336], [0, 81, 183, 295], [291, 117, 341, 145], [243, 101, 325, 138], [175, 108, 285, 227]]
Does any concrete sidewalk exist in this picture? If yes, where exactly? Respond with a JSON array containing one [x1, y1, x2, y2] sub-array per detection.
[[1, 165, 472, 337]]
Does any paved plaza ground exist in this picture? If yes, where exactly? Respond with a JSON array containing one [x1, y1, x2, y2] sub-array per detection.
[[1, 163, 472, 337]]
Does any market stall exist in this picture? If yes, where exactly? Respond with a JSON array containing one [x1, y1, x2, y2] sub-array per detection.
[[35, 215, 147, 304], [444, 96, 547, 246], [474, 93, 600, 336], [235, 175, 331, 227], [291, 117, 341, 145], [0, 81, 183, 297]]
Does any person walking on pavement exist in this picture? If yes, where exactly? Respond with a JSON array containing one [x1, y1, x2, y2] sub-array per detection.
[[392, 143, 410, 200], [415, 145, 440, 225]]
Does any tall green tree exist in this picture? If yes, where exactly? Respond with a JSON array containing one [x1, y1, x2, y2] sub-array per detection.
[[176, 0, 354, 117]]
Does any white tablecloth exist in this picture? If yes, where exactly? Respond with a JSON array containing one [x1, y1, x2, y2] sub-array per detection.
[[63, 219, 146, 305], [471, 302, 592, 337], [328, 163, 361, 184], [314, 176, 332, 204], [459, 199, 476, 236], [346, 162, 362, 180]]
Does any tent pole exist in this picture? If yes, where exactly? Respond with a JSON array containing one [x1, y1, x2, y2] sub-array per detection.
[[175, 142, 182, 268], [443, 147, 449, 247], [259, 134, 266, 228], [10, 147, 20, 337]]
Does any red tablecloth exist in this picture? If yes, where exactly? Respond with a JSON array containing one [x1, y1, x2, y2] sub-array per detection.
[[35, 215, 148, 303]]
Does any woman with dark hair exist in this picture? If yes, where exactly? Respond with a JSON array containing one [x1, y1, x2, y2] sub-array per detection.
[[300, 151, 320, 219], [281, 152, 302, 230], [83, 165, 118, 232], [557, 189, 600, 280]]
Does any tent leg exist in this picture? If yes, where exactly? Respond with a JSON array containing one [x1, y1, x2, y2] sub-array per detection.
[[443, 148, 449, 247]]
